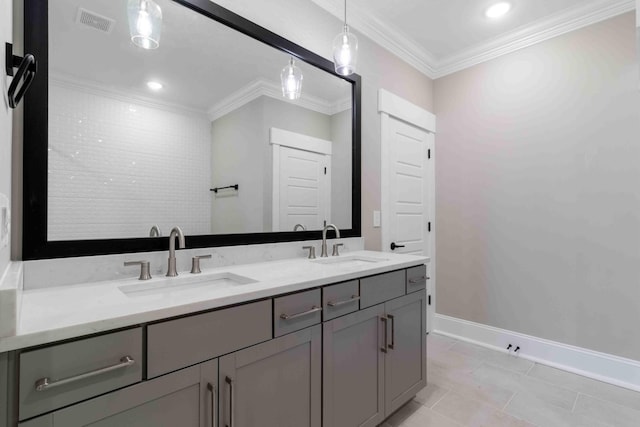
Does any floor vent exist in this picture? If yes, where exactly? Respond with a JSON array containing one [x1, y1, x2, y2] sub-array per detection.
[[76, 8, 115, 34]]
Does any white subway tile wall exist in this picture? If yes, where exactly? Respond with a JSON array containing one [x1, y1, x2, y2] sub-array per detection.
[[48, 82, 212, 240]]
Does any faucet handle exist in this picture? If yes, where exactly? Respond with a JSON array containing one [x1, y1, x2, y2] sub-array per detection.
[[191, 254, 212, 274], [332, 243, 344, 257], [124, 260, 152, 280], [302, 246, 316, 259]]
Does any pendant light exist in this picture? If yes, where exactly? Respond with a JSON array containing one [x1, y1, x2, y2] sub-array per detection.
[[128, 0, 163, 50], [332, 0, 358, 76], [281, 57, 303, 100]]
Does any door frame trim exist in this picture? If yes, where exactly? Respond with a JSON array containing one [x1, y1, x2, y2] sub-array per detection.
[[378, 89, 436, 330]]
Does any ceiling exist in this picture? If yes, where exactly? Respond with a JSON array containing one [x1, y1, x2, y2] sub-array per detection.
[[50, 0, 351, 114], [311, 0, 636, 78]]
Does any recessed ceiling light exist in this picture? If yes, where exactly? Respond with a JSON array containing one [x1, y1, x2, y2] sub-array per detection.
[[485, 2, 511, 19], [146, 81, 163, 90]]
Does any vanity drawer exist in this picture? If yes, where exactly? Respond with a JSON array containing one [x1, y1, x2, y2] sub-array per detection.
[[360, 270, 406, 308], [18, 328, 143, 421], [406, 265, 428, 294], [322, 280, 360, 321], [147, 299, 271, 378], [274, 288, 322, 337]]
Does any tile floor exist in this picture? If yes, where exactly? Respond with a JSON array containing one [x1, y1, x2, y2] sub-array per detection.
[[381, 333, 640, 427]]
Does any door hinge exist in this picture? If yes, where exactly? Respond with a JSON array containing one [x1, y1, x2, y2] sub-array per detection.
[[428, 149, 431, 159], [428, 295, 431, 305], [428, 222, 431, 232], [324, 167, 327, 175]]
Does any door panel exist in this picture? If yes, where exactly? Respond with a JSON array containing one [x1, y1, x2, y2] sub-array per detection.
[[219, 325, 321, 427], [323, 304, 385, 427], [384, 291, 427, 417], [386, 117, 432, 257], [276, 146, 330, 231]]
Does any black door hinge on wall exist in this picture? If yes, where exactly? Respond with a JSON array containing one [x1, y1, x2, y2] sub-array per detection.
[[428, 222, 431, 232], [428, 295, 431, 305], [428, 149, 431, 159], [324, 167, 327, 175]]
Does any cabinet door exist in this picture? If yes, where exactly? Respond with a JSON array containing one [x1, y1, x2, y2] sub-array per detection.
[[384, 290, 427, 417], [323, 304, 385, 427], [199, 359, 218, 427], [27, 364, 204, 427], [219, 325, 321, 427]]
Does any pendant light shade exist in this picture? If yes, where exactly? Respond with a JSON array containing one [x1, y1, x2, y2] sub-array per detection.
[[281, 57, 303, 100], [333, 0, 358, 76], [128, 0, 163, 50]]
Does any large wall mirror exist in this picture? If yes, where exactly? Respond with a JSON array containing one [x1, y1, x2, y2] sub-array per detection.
[[23, 0, 361, 259]]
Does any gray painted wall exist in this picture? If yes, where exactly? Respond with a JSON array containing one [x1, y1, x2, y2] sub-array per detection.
[[434, 13, 640, 360], [0, 0, 13, 275], [330, 109, 352, 230], [210, 96, 333, 233]]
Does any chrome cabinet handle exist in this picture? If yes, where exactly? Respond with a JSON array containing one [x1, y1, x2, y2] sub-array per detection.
[[408, 275, 429, 284], [380, 317, 388, 353], [280, 306, 322, 320], [225, 376, 234, 427], [34, 356, 135, 392], [388, 314, 395, 350], [327, 295, 360, 307], [207, 383, 216, 427]]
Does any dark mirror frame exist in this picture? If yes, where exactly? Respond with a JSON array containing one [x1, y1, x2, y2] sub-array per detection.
[[22, 0, 361, 260]]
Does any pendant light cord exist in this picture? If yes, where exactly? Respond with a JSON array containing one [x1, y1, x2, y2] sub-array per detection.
[[344, 0, 347, 24]]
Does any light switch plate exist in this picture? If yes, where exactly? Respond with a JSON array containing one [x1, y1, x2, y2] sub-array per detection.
[[373, 210, 381, 228], [0, 193, 9, 249]]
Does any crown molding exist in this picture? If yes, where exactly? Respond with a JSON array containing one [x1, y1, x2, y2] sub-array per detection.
[[50, 73, 208, 118], [311, 0, 635, 79], [207, 78, 350, 121], [433, 0, 636, 78], [310, 0, 437, 78]]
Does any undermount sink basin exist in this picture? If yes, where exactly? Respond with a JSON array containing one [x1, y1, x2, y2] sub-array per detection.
[[119, 272, 257, 297], [311, 255, 388, 267]]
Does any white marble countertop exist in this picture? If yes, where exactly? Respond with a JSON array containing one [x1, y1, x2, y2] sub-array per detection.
[[0, 251, 428, 352]]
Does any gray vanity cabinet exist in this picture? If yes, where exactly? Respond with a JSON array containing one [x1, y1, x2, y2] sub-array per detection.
[[383, 291, 427, 416], [218, 325, 321, 427], [323, 290, 427, 427], [322, 304, 386, 427], [19, 361, 217, 427]]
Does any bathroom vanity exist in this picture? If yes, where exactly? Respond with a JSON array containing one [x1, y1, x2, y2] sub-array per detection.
[[0, 252, 428, 427]]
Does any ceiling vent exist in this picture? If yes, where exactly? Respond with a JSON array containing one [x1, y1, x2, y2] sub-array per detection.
[[76, 8, 115, 34]]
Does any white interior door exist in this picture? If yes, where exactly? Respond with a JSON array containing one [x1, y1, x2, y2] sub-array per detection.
[[276, 146, 330, 231], [385, 118, 432, 256], [379, 89, 436, 333], [271, 128, 332, 232]]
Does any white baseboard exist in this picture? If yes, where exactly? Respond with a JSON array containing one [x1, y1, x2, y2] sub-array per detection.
[[434, 314, 640, 393]]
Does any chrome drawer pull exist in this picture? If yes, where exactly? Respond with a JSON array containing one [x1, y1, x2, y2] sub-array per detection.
[[380, 316, 388, 353], [225, 376, 234, 427], [327, 295, 360, 307], [280, 306, 322, 320], [408, 276, 429, 284], [34, 356, 135, 392], [207, 383, 217, 427]]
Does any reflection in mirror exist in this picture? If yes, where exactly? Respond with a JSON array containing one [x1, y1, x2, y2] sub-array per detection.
[[47, 0, 352, 241]]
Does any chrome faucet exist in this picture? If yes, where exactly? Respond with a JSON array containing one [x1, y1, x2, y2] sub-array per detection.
[[321, 224, 341, 257], [293, 223, 307, 231], [149, 225, 162, 237], [166, 226, 185, 277]]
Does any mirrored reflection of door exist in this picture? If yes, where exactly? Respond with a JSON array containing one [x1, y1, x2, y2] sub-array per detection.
[[271, 128, 331, 232]]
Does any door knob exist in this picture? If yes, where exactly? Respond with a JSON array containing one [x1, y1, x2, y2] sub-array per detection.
[[390, 242, 405, 250]]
